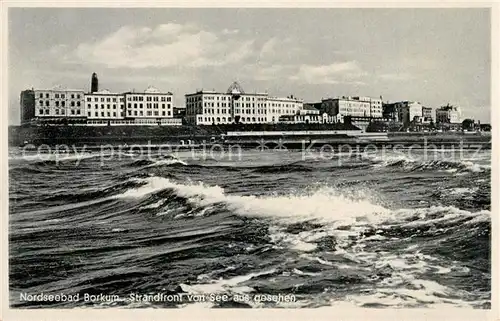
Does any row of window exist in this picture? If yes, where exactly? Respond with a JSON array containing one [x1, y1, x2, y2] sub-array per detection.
[[87, 120, 131, 124], [136, 119, 156, 124], [189, 107, 297, 115], [269, 103, 296, 107], [38, 93, 82, 99], [198, 116, 271, 123], [194, 102, 296, 108], [86, 119, 181, 125], [86, 97, 124, 103], [235, 109, 268, 115], [89, 112, 124, 117], [38, 109, 82, 115], [341, 103, 371, 108], [127, 96, 171, 102], [127, 103, 171, 109], [87, 104, 124, 109], [39, 100, 81, 107], [126, 110, 171, 116], [187, 95, 275, 103], [203, 109, 229, 114], [37, 109, 174, 118], [340, 107, 368, 112], [200, 108, 291, 115], [201, 96, 231, 101]]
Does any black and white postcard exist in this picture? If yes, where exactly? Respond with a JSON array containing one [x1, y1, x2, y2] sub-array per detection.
[[2, 2, 498, 321]]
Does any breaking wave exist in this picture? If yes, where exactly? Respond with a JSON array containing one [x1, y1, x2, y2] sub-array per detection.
[[115, 176, 490, 227], [367, 154, 490, 173], [128, 158, 188, 168]]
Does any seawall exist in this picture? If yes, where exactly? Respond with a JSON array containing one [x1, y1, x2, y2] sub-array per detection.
[[8, 125, 491, 149], [8, 123, 359, 146]]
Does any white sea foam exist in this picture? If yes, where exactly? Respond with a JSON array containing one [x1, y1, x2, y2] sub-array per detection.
[[114, 176, 490, 231], [366, 153, 490, 173], [346, 276, 471, 307], [141, 199, 166, 209], [368, 154, 415, 168], [179, 269, 276, 296], [293, 268, 321, 276], [449, 187, 478, 195], [460, 161, 490, 173], [144, 159, 188, 168]]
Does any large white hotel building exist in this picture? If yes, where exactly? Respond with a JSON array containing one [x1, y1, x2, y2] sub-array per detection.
[[185, 82, 304, 125], [34, 87, 86, 119]]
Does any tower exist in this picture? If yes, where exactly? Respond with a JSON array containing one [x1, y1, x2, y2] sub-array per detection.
[[91, 73, 98, 93], [20, 89, 35, 125]]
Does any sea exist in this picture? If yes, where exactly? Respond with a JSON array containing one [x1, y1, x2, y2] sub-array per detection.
[[8, 144, 491, 309]]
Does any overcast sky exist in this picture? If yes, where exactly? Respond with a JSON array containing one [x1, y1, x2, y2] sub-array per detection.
[[8, 8, 491, 125]]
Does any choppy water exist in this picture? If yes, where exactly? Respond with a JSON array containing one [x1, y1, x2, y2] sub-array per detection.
[[8, 146, 491, 308]]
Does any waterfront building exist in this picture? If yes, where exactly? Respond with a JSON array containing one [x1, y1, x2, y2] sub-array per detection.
[[280, 105, 321, 124], [34, 86, 86, 119], [366, 96, 383, 118], [185, 82, 303, 125], [84, 90, 125, 121], [436, 104, 462, 124], [383, 101, 433, 126], [384, 101, 434, 126], [20, 89, 35, 126], [185, 89, 236, 125], [119, 86, 180, 126], [266, 95, 303, 123], [279, 105, 337, 124], [123, 86, 174, 118], [298, 105, 321, 116], [422, 107, 433, 123], [303, 102, 322, 112], [395, 101, 424, 125], [320, 96, 383, 119], [173, 106, 186, 118], [382, 102, 400, 122]]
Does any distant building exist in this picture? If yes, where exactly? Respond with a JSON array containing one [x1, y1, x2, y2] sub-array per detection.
[[318, 99, 336, 116], [280, 105, 337, 124], [34, 86, 86, 119], [121, 86, 178, 126], [382, 102, 400, 122], [266, 95, 303, 124], [84, 89, 125, 122], [319, 96, 383, 119], [436, 104, 462, 124], [20, 89, 35, 125], [303, 102, 323, 113], [91, 73, 99, 93], [185, 81, 303, 125], [422, 107, 433, 123], [383, 101, 432, 126], [396, 101, 424, 125], [281, 104, 321, 124], [298, 104, 320, 116], [173, 106, 186, 117]]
